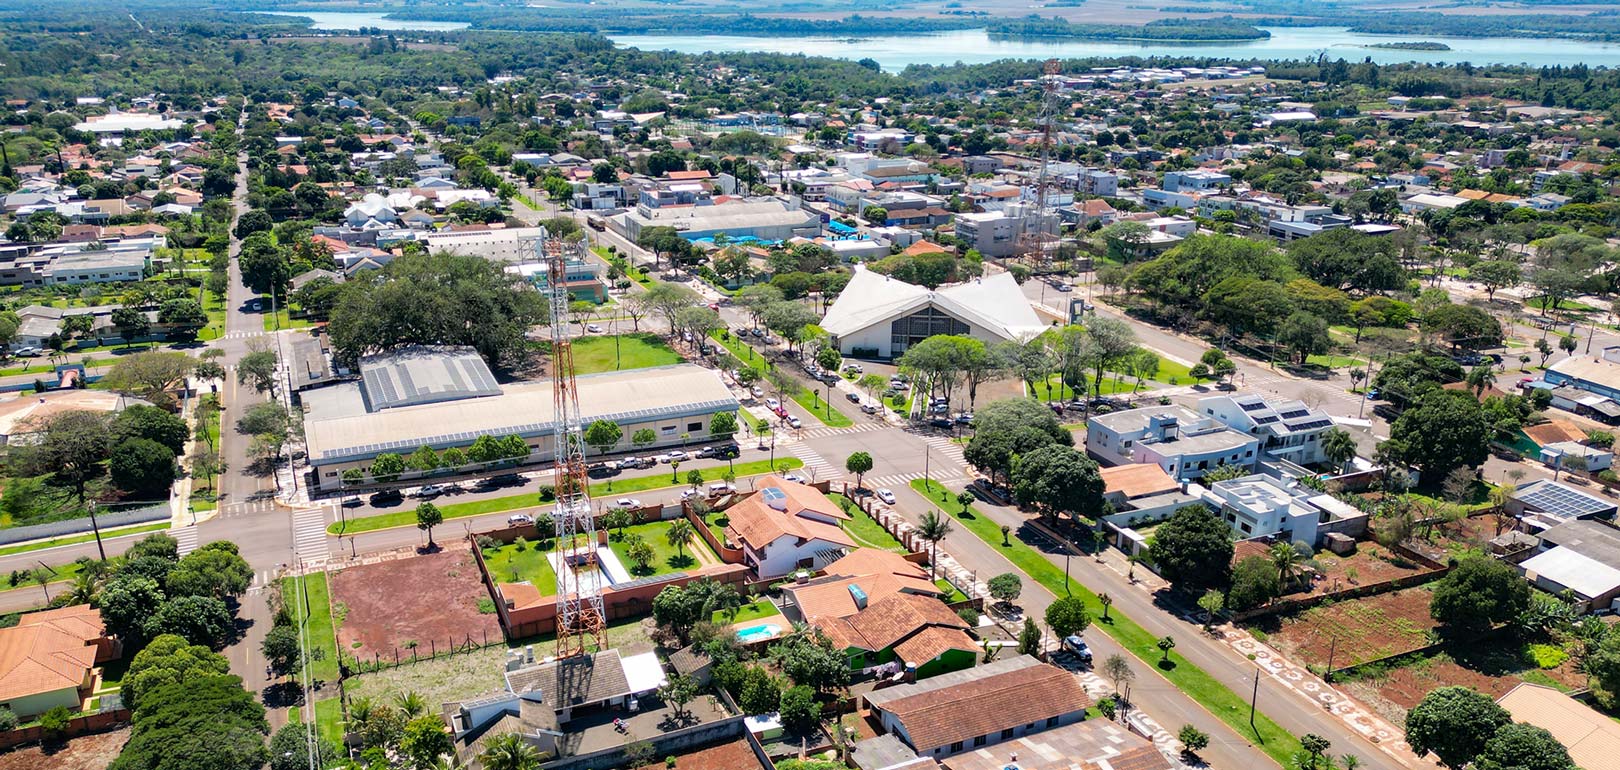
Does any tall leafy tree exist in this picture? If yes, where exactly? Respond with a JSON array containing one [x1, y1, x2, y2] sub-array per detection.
[[1146, 505, 1233, 592], [1405, 687, 1512, 770]]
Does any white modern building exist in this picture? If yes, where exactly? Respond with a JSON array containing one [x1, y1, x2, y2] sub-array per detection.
[[1085, 406, 1261, 481], [1206, 474, 1366, 544], [614, 197, 821, 244], [1199, 393, 1336, 467], [953, 204, 1059, 258], [820, 269, 1047, 359]]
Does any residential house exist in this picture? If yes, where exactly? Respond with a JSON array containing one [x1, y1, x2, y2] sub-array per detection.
[[781, 548, 941, 624], [861, 655, 1091, 759], [1508, 479, 1618, 532], [448, 648, 645, 764], [817, 593, 978, 677], [1199, 393, 1336, 467], [937, 719, 1175, 770], [1497, 683, 1620, 770], [724, 482, 856, 579], [953, 204, 1059, 259], [1206, 474, 1367, 544], [1085, 406, 1261, 481], [0, 605, 120, 718], [1521, 520, 1620, 612]]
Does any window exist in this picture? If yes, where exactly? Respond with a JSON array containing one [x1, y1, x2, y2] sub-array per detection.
[[950, 742, 963, 753], [1000, 729, 1014, 740], [687, 421, 703, 432], [973, 736, 987, 747], [1046, 717, 1059, 727], [661, 426, 676, 435]]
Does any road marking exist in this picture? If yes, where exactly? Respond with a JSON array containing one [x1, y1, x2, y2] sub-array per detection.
[[291, 507, 330, 564], [920, 434, 968, 467], [173, 525, 199, 556], [789, 444, 840, 482], [798, 422, 886, 440], [867, 472, 967, 489], [221, 499, 278, 518]]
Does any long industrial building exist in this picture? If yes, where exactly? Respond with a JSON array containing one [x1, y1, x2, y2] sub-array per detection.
[[301, 347, 738, 491]]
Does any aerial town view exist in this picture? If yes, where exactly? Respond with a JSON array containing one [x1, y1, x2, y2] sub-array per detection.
[[4, 1, 1620, 770]]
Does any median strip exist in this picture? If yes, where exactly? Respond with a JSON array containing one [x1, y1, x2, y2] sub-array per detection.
[[328, 458, 804, 535], [910, 478, 1302, 765]]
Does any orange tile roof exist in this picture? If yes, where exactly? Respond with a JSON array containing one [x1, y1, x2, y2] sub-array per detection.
[[835, 593, 968, 652], [870, 658, 1091, 752], [902, 240, 948, 256], [0, 606, 105, 702], [824, 548, 926, 581], [665, 170, 712, 181], [892, 625, 978, 667], [724, 481, 854, 553], [1100, 464, 1179, 500]]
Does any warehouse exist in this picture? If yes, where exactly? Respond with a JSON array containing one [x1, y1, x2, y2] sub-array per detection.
[[301, 348, 738, 492]]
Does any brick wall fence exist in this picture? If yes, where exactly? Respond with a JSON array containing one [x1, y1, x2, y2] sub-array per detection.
[[0, 710, 130, 751]]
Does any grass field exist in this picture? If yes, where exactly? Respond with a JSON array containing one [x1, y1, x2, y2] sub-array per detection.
[[790, 385, 854, 428], [828, 494, 906, 552], [710, 330, 771, 370], [607, 518, 712, 577], [935, 578, 970, 603], [1032, 374, 1151, 400], [328, 458, 804, 535], [198, 288, 227, 342], [288, 697, 345, 747], [569, 333, 682, 374], [0, 521, 169, 558], [910, 478, 1303, 764], [717, 598, 780, 624], [481, 539, 559, 590], [282, 571, 341, 683]]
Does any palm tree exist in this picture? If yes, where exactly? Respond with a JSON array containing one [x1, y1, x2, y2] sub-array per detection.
[[395, 691, 427, 719], [346, 696, 377, 740], [1270, 542, 1303, 589], [1321, 428, 1357, 474], [665, 519, 695, 561], [480, 733, 541, 770], [1466, 364, 1496, 397], [917, 510, 953, 579]]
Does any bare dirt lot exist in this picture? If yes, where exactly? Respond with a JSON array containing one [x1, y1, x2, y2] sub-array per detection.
[[0, 727, 128, 770], [1342, 639, 1588, 724], [1293, 542, 1437, 599], [1259, 586, 1439, 670], [328, 543, 502, 661]]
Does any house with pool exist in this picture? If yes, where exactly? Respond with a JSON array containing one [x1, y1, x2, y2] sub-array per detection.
[[817, 593, 978, 679]]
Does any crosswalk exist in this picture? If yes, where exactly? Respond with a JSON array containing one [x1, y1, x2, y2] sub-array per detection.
[[920, 434, 968, 467], [799, 422, 887, 440], [172, 525, 199, 556], [866, 471, 967, 490], [246, 568, 281, 594], [220, 330, 265, 340], [221, 498, 278, 518], [789, 444, 840, 482], [291, 507, 330, 565]]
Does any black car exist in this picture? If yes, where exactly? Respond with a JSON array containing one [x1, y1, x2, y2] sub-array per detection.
[[929, 417, 954, 429], [369, 489, 403, 506], [714, 443, 742, 460]]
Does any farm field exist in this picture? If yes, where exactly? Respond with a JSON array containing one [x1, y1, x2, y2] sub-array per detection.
[[1256, 586, 1439, 671]]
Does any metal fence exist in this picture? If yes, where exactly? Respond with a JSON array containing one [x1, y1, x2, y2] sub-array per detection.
[[0, 503, 170, 546]]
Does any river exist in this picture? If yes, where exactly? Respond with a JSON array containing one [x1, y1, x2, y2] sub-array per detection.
[[249, 10, 1620, 69]]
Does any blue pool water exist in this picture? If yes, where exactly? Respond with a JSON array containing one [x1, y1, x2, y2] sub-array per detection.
[[735, 623, 781, 643]]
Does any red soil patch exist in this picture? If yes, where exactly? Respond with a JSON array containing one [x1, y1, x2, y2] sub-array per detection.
[[328, 543, 501, 657], [0, 726, 129, 770], [1265, 587, 1440, 670], [1292, 543, 1437, 599], [631, 738, 764, 770]]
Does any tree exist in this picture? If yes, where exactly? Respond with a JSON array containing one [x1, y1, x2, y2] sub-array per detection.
[[13, 409, 110, 505], [1179, 725, 1210, 756], [120, 633, 230, 710], [157, 298, 208, 341], [401, 715, 454, 770], [167, 543, 254, 598], [583, 419, 622, 456], [1017, 616, 1042, 655], [987, 573, 1022, 606], [772, 632, 850, 692], [1475, 724, 1574, 770], [102, 351, 196, 406], [1046, 596, 1091, 638], [1471, 260, 1521, 301], [270, 721, 338, 770], [113, 404, 190, 456], [632, 428, 657, 453], [1229, 555, 1280, 610], [738, 666, 782, 714], [1010, 445, 1105, 521], [763, 302, 818, 350], [845, 451, 874, 490], [627, 538, 657, 573], [110, 438, 178, 498], [1102, 653, 1133, 693], [779, 685, 822, 733], [1156, 635, 1176, 664], [110, 674, 269, 770], [710, 411, 738, 442], [144, 594, 233, 648], [1277, 312, 1331, 364], [1423, 304, 1503, 351], [659, 673, 700, 720], [479, 733, 542, 770], [370, 453, 406, 484], [1197, 589, 1225, 627], [1430, 554, 1530, 636], [261, 624, 303, 680], [1381, 390, 1491, 479], [916, 510, 952, 579], [236, 348, 280, 395], [1405, 686, 1512, 770], [666, 518, 695, 560], [1321, 428, 1357, 473], [1147, 505, 1233, 592], [416, 502, 444, 549], [113, 306, 151, 347], [652, 582, 710, 643]]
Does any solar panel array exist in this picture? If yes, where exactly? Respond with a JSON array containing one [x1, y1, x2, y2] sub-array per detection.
[[1521, 481, 1611, 519]]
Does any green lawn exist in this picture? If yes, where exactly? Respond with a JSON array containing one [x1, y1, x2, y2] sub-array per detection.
[[197, 288, 227, 342], [0, 521, 169, 558], [481, 539, 559, 592], [190, 490, 218, 513], [790, 385, 854, 428], [699, 510, 729, 545], [328, 459, 804, 535], [717, 598, 780, 624], [606, 518, 712, 577], [595, 247, 653, 287], [568, 333, 682, 374], [935, 578, 970, 603], [289, 697, 345, 748], [282, 571, 341, 682], [710, 330, 771, 370], [828, 494, 906, 552], [0, 559, 88, 601], [1032, 374, 1152, 400], [262, 304, 315, 332], [1306, 353, 1369, 370], [909, 478, 1303, 764]]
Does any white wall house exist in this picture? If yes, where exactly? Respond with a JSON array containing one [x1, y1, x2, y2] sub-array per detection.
[[1085, 406, 1261, 481], [1199, 393, 1336, 467], [725, 482, 856, 579]]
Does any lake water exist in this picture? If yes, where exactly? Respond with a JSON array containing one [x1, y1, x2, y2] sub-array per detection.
[[612, 27, 1620, 70], [256, 10, 469, 31], [247, 11, 1620, 69]]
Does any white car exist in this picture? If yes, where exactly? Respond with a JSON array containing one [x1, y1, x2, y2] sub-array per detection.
[[876, 488, 897, 505], [507, 514, 534, 526], [765, 398, 780, 410], [750, 386, 763, 397], [415, 484, 447, 498], [586, 323, 603, 333], [787, 417, 802, 429], [781, 472, 807, 484], [614, 498, 643, 509]]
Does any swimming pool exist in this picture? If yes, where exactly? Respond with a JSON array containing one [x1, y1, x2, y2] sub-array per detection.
[[735, 623, 781, 644]]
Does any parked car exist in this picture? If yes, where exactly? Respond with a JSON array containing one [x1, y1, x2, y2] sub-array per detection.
[[1055, 283, 1073, 293], [930, 417, 953, 429], [787, 417, 802, 429], [955, 412, 974, 425], [707, 482, 735, 497], [781, 472, 807, 483], [765, 398, 780, 410], [1062, 635, 1093, 663], [843, 363, 863, 374], [876, 488, 897, 505], [586, 323, 603, 333], [507, 514, 534, 526], [658, 450, 687, 463], [415, 484, 448, 498], [860, 403, 879, 415], [846, 391, 862, 403], [370, 489, 404, 506], [613, 498, 643, 509], [713, 443, 741, 460], [750, 386, 763, 398]]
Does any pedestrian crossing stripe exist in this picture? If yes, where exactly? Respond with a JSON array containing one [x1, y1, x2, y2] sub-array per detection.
[[173, 525, 200, 556], [291, 508, 329, 560]]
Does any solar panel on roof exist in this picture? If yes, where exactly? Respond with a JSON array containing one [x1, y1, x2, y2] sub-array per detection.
[[396, 365, 418, 397], [443, 359, 467, 391]]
